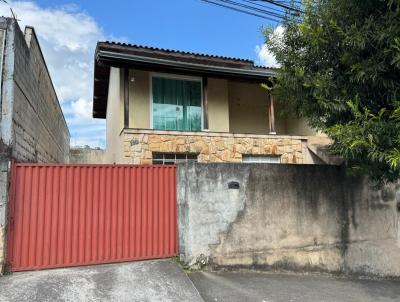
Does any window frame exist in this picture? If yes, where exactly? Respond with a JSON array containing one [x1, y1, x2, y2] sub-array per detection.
[[242, 155, 281, 164], [152, 152, 199, 165], [149, 72, 204, 131]]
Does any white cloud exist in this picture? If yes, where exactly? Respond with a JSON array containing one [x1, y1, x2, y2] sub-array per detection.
[[71, 98, 93, 120], [255, 25, 284, 68], [0, 1, 107, 148]]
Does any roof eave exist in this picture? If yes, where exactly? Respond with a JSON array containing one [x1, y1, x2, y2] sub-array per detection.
[[97, 50, 275, 79], [93, 50, 276, 119]]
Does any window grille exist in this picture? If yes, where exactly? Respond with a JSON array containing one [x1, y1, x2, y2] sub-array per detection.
[[152, 153, 198, 165]]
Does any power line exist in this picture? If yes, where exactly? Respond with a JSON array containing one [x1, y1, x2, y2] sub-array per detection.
[[215, 0, 287, 19], [201, 0, 303, 22], [201, 0, 284, 22], [253, 0, 304, 13]]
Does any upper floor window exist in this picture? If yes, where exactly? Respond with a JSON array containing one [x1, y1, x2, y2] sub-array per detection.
[[152, 75, 202, 131]]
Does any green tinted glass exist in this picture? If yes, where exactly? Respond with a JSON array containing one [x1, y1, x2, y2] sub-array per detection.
[[152, 77, 202, 131]]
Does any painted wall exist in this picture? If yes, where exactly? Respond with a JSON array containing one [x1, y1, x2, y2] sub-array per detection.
[[129, 69, 150, 129], [207, 78, 229, 132], [178, 163, 400, 278], [228, 81, 270, 134], [111, 70, 317, 136], [105, 67, 123, 163]]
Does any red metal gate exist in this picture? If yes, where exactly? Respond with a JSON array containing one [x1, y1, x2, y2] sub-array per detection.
[[7, 163, 177, 272]]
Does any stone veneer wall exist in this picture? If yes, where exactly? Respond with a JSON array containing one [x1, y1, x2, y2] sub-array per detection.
[[120, 129, 308, 165]]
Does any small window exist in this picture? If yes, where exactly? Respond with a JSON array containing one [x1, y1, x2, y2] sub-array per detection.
[[242, 155, 281, 164], [152, 153, 198, 165]]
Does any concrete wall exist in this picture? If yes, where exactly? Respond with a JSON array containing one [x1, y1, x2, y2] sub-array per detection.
[[70, 147, 106, 164], [12, 25, 69, 163], [177, 163, 400, 278]]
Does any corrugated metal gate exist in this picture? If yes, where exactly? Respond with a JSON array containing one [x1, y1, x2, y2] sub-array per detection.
[[7, 163, 177, 272]]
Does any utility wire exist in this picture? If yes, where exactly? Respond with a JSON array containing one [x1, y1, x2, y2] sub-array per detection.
[[201, 0, 284, 22], [201, 0, 303, 21], [215, 0, 287, 19], [253, 0, 304, 13]]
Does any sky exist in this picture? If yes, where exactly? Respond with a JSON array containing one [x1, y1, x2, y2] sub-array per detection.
[[0, 0, 280, 148]]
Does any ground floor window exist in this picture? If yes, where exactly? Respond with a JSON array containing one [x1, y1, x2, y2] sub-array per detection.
[[152, 153, 198, 165], [242, 155, 281, 163]]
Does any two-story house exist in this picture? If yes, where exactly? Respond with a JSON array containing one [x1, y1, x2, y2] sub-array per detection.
[[93, 42, 328, 165]]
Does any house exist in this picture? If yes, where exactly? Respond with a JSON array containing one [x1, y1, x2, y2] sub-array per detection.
[[0, 18, 70, 272], [93, 42, 328, 165]]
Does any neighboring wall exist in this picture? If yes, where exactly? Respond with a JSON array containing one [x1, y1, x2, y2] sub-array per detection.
[[178, 163, 400, 278], [70, 147, 106, 164], [12, 24, 69, 163]]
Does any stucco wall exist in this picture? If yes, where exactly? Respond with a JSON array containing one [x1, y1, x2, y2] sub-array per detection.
[[106, 67, 124, 163], [228, 81, 270, 134], [177, 163, 400, 278], [129, 69, 150, 129], [208, 78, 229, 132]]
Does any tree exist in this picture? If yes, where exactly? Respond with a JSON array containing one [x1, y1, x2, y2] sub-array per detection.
[[264, 0, 400, 184]]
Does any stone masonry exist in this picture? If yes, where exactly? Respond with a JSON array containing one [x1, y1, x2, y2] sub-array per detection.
[[121, 129, 307, 164]]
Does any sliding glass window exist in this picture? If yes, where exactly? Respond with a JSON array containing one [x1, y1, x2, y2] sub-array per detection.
[[152, 76, 202, 131]]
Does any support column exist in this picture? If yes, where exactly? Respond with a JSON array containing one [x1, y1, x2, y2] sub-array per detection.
[[123, 68, 129, 128], [202, 77, 209, 130], [268, 93, 276, 134]]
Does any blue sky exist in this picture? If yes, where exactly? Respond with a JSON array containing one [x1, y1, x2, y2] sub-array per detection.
[[0, 1, 279, 148]]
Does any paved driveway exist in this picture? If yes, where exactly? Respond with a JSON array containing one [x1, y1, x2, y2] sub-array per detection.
[[0, 259, 203, 302], [2, 261, 400, 302], [189, 271, 400, 302]]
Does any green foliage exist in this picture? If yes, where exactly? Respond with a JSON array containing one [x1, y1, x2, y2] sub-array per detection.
[[265, 0, 400, 184]]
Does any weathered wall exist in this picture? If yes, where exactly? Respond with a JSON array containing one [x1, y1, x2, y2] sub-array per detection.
[[178, 163, 400, 277], [119, 129, 307, 165], [12, 25, 69, 163], [0, 161, 8, 268], [69, 147, 106, 164]]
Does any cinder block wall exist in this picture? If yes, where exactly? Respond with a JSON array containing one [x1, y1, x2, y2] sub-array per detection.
[[177, 163, 400, 278]]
